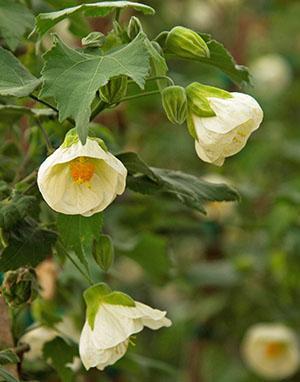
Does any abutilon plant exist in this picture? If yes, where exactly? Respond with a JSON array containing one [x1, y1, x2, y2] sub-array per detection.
[[0, 0, 282, 381]]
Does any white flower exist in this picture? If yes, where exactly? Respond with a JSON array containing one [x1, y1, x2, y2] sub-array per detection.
[[189, 91, 263, 166], [241, 323, 300, 380], [79, 284, 172, 370], [37, 134, 127, 216]]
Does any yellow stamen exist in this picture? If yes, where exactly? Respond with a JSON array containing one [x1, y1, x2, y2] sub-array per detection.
[[69, 157, 95, 184], [265, 342, 286, 358]]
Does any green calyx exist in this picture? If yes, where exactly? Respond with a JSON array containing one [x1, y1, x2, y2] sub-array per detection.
[[161, 85, 187, 125], [81, 32, 106, 48], [99, 76, 128, 105], [61, 128, 108, 152], [186, 82, 232, 118], [165, 26, 210, 60], [83, 283, 136, 329]]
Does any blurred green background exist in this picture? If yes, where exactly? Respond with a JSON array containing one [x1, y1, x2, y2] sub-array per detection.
[[2, 0, 300, 381]]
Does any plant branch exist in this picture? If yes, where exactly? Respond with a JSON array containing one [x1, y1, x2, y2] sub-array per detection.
[[120, 90, 161, 102], [90, 100, 107, 121], [57, 241, 93, 285], [36, 118, 53, 154]]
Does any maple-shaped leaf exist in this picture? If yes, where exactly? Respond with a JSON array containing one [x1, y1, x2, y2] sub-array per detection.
[[40, 33, 150, 143]]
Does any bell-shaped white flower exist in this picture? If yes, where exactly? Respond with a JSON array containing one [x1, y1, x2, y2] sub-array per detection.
[[241, 323, 300, 380], [186, 83, 263, 166], [79, 283, 172, 371], [37, 130, 127, 216]]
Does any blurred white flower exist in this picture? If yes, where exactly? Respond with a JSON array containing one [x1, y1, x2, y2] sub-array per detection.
[[37, 134, 127, 216], [190, 92, 263, 166], [36, 259, 59, 301], [250, 54, 292, 98], [42, 19, 77, 51], [242, 323, 300, 380], [20, 317, 80, 362], [79, 284, 172, 370], [202, 174, 236, 220], [186, 1, 217, 30]]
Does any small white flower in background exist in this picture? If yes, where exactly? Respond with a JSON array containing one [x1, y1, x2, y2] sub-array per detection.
[[202, 174, 236, 221], [250, 54, 292, 98], [79, 283, 172, 371], [37, 129, 127, 216], [186, 83, 263, 166], [241, 323, 300, 380]]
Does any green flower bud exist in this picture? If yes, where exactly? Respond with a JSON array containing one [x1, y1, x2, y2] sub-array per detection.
[[81, 32, 105, 48], [127, 16, 143, 40], [99, 76, 128, 104], [92, 234, 114, 272], [1, 267, 38, 307], [161, 86, 187, 125], [165, 26, 210, 60]]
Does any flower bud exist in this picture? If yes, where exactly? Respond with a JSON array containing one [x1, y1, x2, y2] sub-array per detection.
[[1, 267, 38, 307], [92, 235, 114, 272], [165, 26, 210, 60], [161, 86, 187, 125], [99, 76, 128, 104], [127, 16, 143, 40], [81, 32, 105, 48]]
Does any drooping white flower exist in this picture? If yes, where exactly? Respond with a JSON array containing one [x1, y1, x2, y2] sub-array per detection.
[[241, 323, 300, 380], [79, 283, 172, 371], [37, 130, 127, 216], [186, 83, 263, 166]]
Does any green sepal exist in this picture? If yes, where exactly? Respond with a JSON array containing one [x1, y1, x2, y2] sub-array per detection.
[[62, 128, 108, 151], [186, 110, 198, 140], [187, 82, 232, 100], [127, 16, 143, 40], [61, 128, 79, 148], [83, 283, 135, 329], [99, 75, 128, 104]]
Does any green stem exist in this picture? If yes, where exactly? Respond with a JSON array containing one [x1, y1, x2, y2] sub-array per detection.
[[58, 241, 93, 285], [120, 90, 161, 102], [90, 100, 107, 121], [128, 76, 175, 86], [36, 118, 53, 154], [30, 95, 75, 126], [115, 8, 121, 22]]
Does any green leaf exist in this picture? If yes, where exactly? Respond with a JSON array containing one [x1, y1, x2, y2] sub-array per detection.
[[0, 195, 36, 230], [0, 367, 19, 382], [33, 1, 155, 38], [117, 152, 240, 213], [40, 33, 151, 143], [0, 223, 57, 272], [57, 213, 103, 269], [0, 0, 34, 51], [198, 34, 250, 85], [0, 47, 41, 97], [144, 39, 168, 90], [43, 337, 78, 382], [0, 350, 19, 366]]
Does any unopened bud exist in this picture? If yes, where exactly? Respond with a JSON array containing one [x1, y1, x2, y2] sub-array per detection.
[[99, 76, 127, 104], [161, 86, 187, 125], [92, 235, 114, 272], [81, 32, 105, 48], [165, 26, 210, 60], [127, 16, 143, 40], [1, 267, 38, 307]]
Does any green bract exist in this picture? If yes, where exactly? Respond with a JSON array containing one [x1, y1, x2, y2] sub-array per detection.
[[165, 26, 210, 60], [161, 86, 187, 125], [82, 32, 106, 48], [128, 16, 143, 40], [84, 283, 135, 329]]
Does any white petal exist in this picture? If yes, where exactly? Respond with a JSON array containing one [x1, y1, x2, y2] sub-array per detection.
[[79, 322, 129, 371], [200, 92, 263, 134], [92, 305, 143, 349]]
